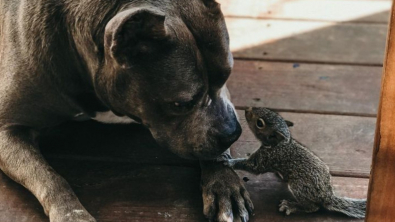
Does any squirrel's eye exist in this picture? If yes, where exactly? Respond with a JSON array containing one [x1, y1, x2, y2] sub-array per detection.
[[256, 118, 265, 129]]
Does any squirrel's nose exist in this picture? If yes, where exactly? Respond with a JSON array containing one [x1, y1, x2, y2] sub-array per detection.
[[245, 107, 253, 120]]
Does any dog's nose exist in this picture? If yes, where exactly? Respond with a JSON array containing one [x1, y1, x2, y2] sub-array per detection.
[[218, 121, 242, 148]]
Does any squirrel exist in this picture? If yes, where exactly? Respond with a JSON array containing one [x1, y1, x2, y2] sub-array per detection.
[[225, 107, 366, 218]]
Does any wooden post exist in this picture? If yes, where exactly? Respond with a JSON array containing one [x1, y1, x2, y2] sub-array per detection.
[[366, 1, 395, 221]]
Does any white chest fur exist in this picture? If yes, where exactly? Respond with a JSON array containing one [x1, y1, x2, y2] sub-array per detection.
[[92, 111, 137, 124]]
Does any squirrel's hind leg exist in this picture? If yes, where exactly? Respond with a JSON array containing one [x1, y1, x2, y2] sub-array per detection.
[[279, 200, 320, 215]]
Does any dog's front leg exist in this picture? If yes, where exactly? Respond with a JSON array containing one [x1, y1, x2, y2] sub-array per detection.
[[0, 125, 95, 222], [200, 151, 254, 222]]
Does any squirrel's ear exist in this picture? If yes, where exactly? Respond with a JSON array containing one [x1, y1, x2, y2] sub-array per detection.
[[285, 120, 294, 127]]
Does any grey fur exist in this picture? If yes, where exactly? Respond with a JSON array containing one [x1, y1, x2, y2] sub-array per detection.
[[226, 107, 366, 218], [0, 0, 252, 221]]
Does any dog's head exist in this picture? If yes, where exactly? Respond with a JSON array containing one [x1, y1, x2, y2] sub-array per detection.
[[95, 0, 240, 160]]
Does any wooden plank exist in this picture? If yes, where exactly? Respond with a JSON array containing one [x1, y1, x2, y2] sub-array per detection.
[[225, 18, 388, 65], [0, 161, 368, 222], [39, 112, 375, 178], [38, 111, 375, 178], [366, 0, 395, 220], [0, 173, 47, 222], [231, 111, 376, 178], [227, 60, 382, 115], [218, 0, 392, 23]]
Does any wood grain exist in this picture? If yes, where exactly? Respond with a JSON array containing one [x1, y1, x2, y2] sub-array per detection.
[[38, 112, 375, 178], [228, 60, 382, 115], [218, 0, 392, 23], [231, 111, 376, 178], [0, 162, 368, 222], [366, 1, 395, 220], [225, 18, 388, 65], [37, 109, 376, 178]]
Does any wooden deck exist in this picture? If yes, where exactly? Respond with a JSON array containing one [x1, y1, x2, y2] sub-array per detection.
[[0, 0, 391, 221]]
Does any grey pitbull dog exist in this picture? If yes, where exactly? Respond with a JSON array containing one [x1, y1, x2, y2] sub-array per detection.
[[0, 0, 254, 221]]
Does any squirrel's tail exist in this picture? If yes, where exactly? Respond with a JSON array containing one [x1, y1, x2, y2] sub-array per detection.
[[324, 196, 366, 218]]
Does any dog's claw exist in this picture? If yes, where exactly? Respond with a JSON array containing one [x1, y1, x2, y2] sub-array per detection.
[[241, 215, 249, 222], [49, 207, 96, 222]]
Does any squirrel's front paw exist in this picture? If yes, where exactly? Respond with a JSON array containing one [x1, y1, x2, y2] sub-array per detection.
[[223, 159, 246, 168], [279, 200, 298, 216], [223, 159, 237, 167], [223, 158, 249, 170]]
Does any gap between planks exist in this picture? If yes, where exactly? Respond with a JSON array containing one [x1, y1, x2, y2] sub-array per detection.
[[223, 15, 390, 25], [232, 57, 384, 67], [236, 106, 378, 118]]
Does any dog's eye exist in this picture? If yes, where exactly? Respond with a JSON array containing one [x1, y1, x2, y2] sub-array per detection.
[[169, 89, 205, 114], [256, 118, 265, 129], [170, 100, 195, 114], [174, 100, 194, 108]]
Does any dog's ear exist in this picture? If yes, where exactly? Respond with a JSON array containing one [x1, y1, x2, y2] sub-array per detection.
[[202, 0, 220, 8], [105, 8, 167, 66], [285, 120, 294, 127]]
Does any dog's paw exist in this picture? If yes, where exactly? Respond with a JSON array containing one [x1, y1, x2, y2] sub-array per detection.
[[50, 208, 96, 222], [202, 166, 254, 222], [279, 200, 297, 216]]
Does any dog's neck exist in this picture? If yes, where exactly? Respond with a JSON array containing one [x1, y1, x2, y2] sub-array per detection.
[[61, 1, 124, 83]]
